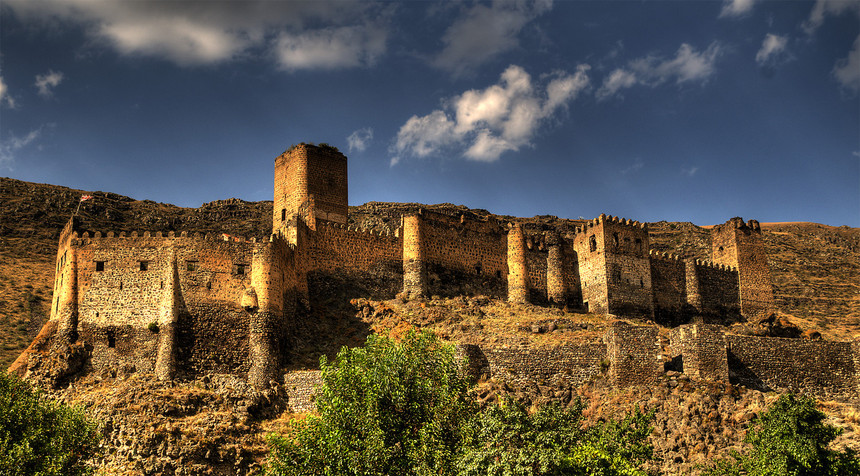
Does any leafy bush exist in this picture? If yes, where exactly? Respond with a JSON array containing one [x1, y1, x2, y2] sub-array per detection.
[[266, 330, 476, 476], [0, 372, 100, 475], [704, 393, 860, 476], [457, 397, 654, 476]]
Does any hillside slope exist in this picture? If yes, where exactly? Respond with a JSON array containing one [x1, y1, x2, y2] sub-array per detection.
[[1, 177, 858, 370]]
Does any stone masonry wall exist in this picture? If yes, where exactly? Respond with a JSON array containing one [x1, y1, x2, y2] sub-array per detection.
[[650, 253, 686, 324], [573, 218, 608, 314], [670, 324, 729, 382], [711, 218, 773, 319], [457, 343, 607, 387], [605, 321, 660, 387], [421, 212, 507, 283], [695, 261, 739, 317], [306, 221, 401, 273], [726, 334, 857, 398], [283, 370, 323, 413]]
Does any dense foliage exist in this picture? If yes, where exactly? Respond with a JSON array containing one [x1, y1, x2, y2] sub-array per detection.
[[266, 330, 656, 476], [0, 371, 100, 476], [266, 331, 476, 476], [457, 397, 653, 476], [704, 393, 860, 476]]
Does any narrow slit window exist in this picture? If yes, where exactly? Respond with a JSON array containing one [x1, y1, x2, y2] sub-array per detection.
[[106, 330, 116, 348], [281, 209, 287, 221]]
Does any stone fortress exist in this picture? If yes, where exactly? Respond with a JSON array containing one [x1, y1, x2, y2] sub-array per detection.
[[27, 144, 860, 404]]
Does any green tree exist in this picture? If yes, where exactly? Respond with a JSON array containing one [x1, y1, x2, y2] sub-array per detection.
[[0, 372, 101, 476], [266, 330, 477, 476], [457, 397, 654, 476], [704, 393, 860, 476]]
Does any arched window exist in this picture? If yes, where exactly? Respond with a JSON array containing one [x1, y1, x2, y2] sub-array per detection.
[[589, 235, 597, 252]]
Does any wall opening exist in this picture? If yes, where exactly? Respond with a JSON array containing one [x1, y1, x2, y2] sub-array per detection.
[[95, 261, 105, 272], [589, 235, 597, 252], [234, 264, 246, 276], [186, 260, 198, 272], [635, 238, 642, 253], [281, 209, 286, 221], [106, 330, 116, 348], [139, 261, 149, 271], [613, 233, 619, 248]]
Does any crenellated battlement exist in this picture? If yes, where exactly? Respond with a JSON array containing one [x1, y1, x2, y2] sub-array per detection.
[[315, 219, 400, 242]]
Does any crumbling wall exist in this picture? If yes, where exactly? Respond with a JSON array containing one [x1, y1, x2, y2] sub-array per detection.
[[726, 334, 857, 398], [670, 324, 729, 382], [605, 321, 659, 387], [694, 261, 740, 317]]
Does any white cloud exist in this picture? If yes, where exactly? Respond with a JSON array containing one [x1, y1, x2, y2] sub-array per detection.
[[35, 70, 64, 98], [803, 0, 860, 35], [597, 42, 722, 100], [0, 128, 42, 170], [596, 69, 638, 100], [3, 0, 388, 69], [719, 0, 757, 18], [275, 25, 386, 71], [834, 35, 860, 93], [347, 127, 374, 153], [391, 64, 590, 164], [0, 76, 15, 108], [755, 34, 789, 65], [432, 0, 552, 76]]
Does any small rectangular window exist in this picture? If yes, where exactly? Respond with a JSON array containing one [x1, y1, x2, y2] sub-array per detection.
[[281, 208, 286, 221], [234, 264, 246, 276], [139, 261, 149, 271], [186, 260, 198, 272], [95, 261, 105, 272]]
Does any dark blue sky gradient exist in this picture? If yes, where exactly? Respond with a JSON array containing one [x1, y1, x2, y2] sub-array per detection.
[[1, 1, 857, 226]]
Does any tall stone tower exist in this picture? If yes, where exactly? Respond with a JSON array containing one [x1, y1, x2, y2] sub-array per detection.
[[711, 217, 773, 319], [273, 143, 348, 235], [573, 215, 653, 318]]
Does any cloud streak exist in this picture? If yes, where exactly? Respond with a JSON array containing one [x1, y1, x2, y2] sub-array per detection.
[[391, 64, 590, 164], [0, 128, 42, 170], [432, 0, 552, 76], [719, 0, 757, 18], [3, 0, 389, 70], [597, 42, 722, 99]]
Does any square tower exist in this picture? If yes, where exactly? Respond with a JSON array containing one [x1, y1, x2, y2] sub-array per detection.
[[573, 215, 654, 319], [711, 217, 773, 319], [273, 143, 348, 234]]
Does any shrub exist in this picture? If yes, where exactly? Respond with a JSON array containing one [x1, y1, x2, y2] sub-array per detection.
[[457, 397, 654, 476], [0, 372, 101, 475], [703, 393, 860, 476], [265, 330, 476, 476]]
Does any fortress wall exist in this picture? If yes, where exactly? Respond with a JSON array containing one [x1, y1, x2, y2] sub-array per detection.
[[605, 321, 660, 387], [605, 253, 653, 318], [561, 240, 582, 307], [649, 253, 686, 323], [421, 215, 507, 279], [712, 218, 773, 319], [670, 324, 729, 382], [726, 334, 857, 398], [574, 221, 608, 314], [457, 343, 607, 387], [695, 261, 740, 316], [306, 221, 401, 272], [284, 370, 323, 413], [69, 232, 265, 374], [526, 248, 548, 302]]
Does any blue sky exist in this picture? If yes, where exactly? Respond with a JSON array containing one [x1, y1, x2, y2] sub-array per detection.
[[1, 0, 858, 226]]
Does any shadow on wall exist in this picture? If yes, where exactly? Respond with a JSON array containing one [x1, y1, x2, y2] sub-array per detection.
[[727, 350, 771, 392]]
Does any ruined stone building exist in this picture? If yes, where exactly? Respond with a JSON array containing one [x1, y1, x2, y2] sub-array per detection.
[[42, 143, 778, 389]]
